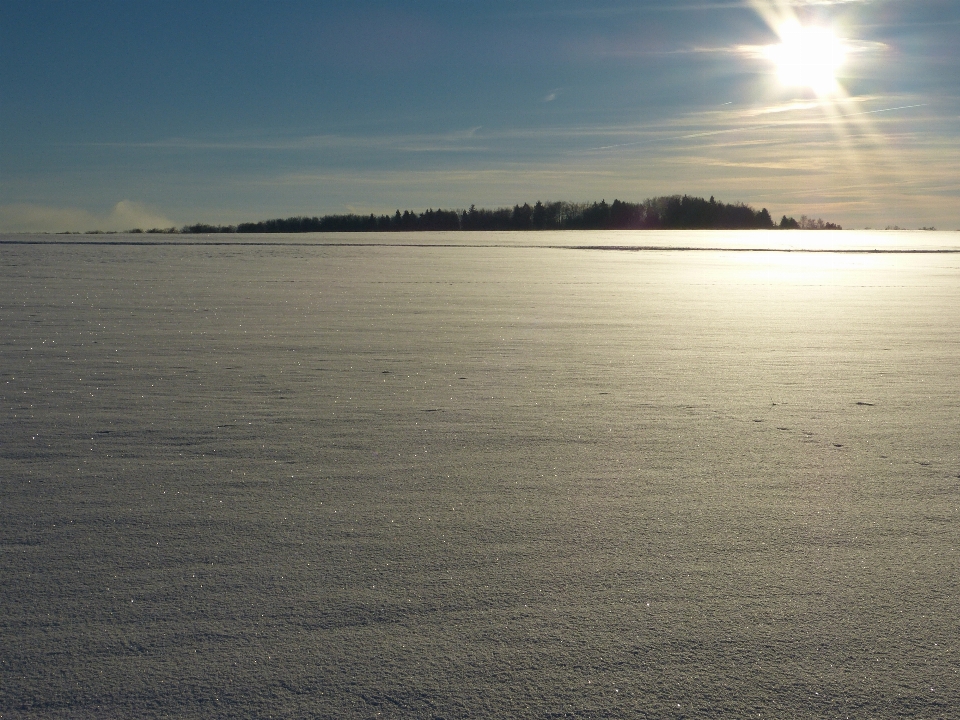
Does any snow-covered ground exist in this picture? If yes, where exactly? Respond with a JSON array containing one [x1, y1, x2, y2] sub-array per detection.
[[3, 233, 958, 718]]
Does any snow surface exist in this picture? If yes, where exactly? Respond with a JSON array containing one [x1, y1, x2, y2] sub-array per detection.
[[2, 232, 959, 718]]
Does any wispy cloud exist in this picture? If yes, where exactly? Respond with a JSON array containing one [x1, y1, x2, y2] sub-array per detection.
[[79, 95, 935, 169], [80, 127, 492, 154], [680, 35, 888, 61], [511, 1, 873, 19]]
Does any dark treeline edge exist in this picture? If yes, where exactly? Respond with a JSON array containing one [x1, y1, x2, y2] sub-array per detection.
[[126, 196, 843, 234]]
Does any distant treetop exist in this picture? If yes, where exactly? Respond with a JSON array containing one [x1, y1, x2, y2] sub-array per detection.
[[168, 195, 841, 234]]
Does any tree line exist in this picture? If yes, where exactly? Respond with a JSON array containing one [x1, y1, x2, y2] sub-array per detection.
[[148, 195, 841, 234]]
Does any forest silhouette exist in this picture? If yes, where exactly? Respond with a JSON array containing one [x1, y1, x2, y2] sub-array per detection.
[[163, 195, 841, 234]]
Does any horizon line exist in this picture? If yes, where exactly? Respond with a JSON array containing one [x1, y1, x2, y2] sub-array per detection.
[[3, 239, 958, 254]]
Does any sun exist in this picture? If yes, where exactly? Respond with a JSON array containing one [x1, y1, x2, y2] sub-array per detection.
[[767, 21, 846, 95]]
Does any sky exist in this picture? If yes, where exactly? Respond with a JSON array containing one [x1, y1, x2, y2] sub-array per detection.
[[2, 0, 959, 232]]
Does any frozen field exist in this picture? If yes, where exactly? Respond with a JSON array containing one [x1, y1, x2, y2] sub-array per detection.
[[2, 231, 960, 718]]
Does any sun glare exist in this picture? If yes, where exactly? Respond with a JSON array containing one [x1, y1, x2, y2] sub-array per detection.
[[767, 22, 846, 95]]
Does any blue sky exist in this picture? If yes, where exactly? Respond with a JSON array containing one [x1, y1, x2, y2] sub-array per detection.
[[2, 0, 958, 231]]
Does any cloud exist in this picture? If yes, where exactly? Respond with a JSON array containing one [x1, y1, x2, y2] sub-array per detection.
[[695, 34, 887, 62], [510, 1, 873, 19], [0, 200, 175, 233], [83, 127, 491, 154]]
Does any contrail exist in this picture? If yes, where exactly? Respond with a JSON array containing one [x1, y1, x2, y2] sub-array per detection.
[[840, 103, 927, 118], [590, 103, 928, 151]]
